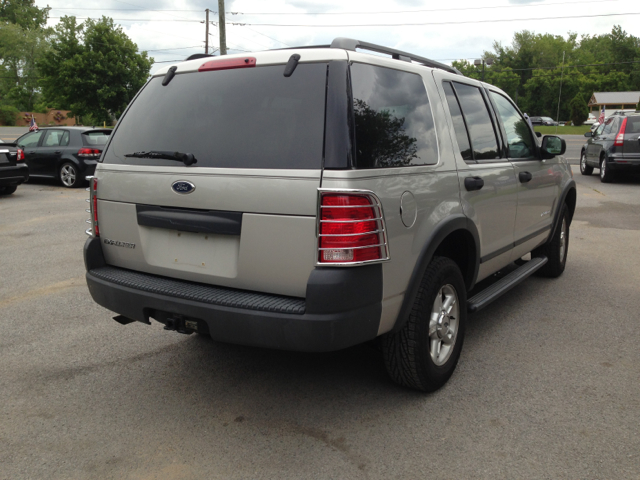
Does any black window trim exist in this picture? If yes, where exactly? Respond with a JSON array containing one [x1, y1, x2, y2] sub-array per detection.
[[485, 88, 540, 162]]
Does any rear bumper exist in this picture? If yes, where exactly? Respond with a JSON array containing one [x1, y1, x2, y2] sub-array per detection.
[[608, 159, 640, 172], [0, 164, 29, 186], [84, 237, 383, 352]]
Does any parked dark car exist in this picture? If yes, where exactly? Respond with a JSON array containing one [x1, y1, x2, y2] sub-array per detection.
[[15, 127, 111, 188], [580, 112, 640, 182], [529, 116, 558, 126], [0, 139, 29, 195]]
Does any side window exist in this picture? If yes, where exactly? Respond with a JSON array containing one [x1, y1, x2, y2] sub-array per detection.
[[43, 130, 63, 147], [60, 131, 70, 146], [350, 63, 438, 168], [451, 82, 500, 161], [595, 122, 605, 136], [490, 92, 536, 159], [442, 82, 472, 161], [17, 131, 43, 148]]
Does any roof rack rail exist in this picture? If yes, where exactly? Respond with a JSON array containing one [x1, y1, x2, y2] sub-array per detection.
[[330, 37, 461, 75]]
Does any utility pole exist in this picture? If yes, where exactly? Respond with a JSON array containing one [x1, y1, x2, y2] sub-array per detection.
[[555, 51, 565, 134], [204, 8, 210, 55], [218, 0, 227, 55]]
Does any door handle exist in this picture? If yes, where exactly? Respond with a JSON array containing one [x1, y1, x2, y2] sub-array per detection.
[[464, 176, 484, 191], [519, 171, 533, 183], [54, 150, 62, 154]]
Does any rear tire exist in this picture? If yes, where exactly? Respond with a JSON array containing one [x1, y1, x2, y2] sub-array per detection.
[[533, 204, 569, 278], [382, 256, 467, 392], [579, 151, 593, 175], [600, 157, 614, 183], [0, 186, 17, 195], [59, 162, 81, 188]]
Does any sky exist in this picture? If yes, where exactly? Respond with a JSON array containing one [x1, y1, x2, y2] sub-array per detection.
[[36, 0, 640, 74]]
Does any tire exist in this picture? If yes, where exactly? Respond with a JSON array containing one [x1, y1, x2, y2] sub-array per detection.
[[579, 151, 593, 175], [59, 162, 81, 188], [599, 157, 614, 183], [381, 256, 467, 392], [533, 204, 569, 278], [0, 186, 17, 195]]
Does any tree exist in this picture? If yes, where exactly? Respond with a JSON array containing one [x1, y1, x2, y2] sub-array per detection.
[[0, 0, 49, 30], [38, 16, 154, 123], [569, 93, 588, 126]]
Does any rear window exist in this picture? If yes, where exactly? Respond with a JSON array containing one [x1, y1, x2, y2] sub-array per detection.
[[103, 63, 328, 169], [626, 117, 640, 134], [83, 131, 111, 146]]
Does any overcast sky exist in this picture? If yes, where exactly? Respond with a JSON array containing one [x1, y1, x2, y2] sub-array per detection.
[[36, 0, 640, 73]]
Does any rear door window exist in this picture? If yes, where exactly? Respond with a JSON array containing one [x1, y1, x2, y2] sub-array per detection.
[[43, 130, 64, 147], [450, 82, 500, 161], [350, 63, 438, 168], [103, 63, 328, 169]]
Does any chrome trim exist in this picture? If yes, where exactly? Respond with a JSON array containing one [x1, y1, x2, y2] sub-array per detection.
[[85, 198, 90, 203], [319, 229, 384, 237], [315, 188, 390, 267], [85, 228, 93, 236], [86, 219, 92, 225], [320, 217, 383, 223], [86, 209, 91, 213], [319, 243, 386, 250], [320, 204, 378, 209]]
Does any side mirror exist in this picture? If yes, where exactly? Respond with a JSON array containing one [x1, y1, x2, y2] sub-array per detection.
[[541, 135, 566, 159], [535, 132, 542, 138], [584, 131, 593, 137]]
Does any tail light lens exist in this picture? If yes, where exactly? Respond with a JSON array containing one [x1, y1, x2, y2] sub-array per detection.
[[318, 191, 389, 265], [16, 149, 25, 161], [78, 148, 102, 158], [92, 177, 99, 237], [614, 117, 627, 146]]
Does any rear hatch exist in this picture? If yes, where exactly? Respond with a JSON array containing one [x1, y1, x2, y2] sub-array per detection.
[[95, 52, 345, 298], [623, 115, 640, 159], [0, 142, 18, 168]]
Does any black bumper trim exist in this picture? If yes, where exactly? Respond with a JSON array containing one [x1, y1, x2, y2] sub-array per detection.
[[84, 237, 383, 352], [89, 265, 306, 315]]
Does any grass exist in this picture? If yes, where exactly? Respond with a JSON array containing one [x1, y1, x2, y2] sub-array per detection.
[[534, 125, 591, 135]]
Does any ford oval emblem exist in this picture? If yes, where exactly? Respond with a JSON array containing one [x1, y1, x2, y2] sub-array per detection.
[[171, 180, 196, 194]]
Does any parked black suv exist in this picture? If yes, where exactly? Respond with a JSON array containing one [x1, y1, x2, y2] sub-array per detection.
[[15, 127, 112, 188], [580, 112, 640, 182]]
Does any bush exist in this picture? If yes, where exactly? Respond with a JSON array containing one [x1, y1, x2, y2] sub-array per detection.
[[0, 105, 20, 126], [569, 93, 588, 127]]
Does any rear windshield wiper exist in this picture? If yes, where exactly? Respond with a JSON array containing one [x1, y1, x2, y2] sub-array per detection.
[[124, 151, 197, 166]]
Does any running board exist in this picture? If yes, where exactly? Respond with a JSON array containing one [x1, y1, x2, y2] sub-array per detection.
[[467, 256, 548, 313]]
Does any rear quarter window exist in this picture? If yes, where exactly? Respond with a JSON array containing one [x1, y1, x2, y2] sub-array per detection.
[[350, 63, 438, 168]]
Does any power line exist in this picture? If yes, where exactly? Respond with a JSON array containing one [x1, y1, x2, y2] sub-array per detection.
[[227, 12, 640, 27]]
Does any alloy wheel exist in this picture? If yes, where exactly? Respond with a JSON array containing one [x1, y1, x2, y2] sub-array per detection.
[[428, 284, 459, 366]]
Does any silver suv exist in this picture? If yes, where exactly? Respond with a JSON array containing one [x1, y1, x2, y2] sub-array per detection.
[[84, 38, 576, 392]]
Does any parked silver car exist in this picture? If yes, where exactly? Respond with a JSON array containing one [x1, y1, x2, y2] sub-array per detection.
[[84, 38, 576, 392]]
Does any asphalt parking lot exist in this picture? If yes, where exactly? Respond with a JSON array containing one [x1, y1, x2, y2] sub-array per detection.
[[1, 169, 639, 479]]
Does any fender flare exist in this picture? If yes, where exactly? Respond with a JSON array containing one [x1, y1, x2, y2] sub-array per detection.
[[546, 180, 576, 244], [390, 215, 480, 333]]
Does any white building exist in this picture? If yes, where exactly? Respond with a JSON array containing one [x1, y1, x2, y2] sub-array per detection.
[[588, 91, 640, 118]]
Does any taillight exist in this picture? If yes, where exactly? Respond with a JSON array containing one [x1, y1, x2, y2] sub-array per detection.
[[91, 178, 99, 237], [318, 191, 389, 265], [614, 117, 627, 146], [16, 148, 25, 161], [78, 148, 102, 158]]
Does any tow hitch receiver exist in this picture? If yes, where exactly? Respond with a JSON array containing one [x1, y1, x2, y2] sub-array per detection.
[[163, 315, 198, 335]]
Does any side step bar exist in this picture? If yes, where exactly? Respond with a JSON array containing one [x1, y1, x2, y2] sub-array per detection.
[[467, 256, 548, 313]]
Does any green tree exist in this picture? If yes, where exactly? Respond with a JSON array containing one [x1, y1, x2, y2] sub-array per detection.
[[0, 0, 49, 30], [569, 93, 588, 126], [38, 16, 153, 123]]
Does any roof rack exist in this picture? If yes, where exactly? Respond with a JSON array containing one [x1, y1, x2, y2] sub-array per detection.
[[330, 37, 461, 75]]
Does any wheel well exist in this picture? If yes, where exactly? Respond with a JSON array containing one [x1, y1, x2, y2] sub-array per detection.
[[432, 229, 476, 291], [564, 188, 577, 223]]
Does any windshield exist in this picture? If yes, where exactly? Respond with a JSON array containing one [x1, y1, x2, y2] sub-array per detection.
[[103, 63, 328, 169]]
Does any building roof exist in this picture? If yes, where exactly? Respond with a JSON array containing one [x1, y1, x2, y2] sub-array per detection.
[[589, 91, 640, 106]]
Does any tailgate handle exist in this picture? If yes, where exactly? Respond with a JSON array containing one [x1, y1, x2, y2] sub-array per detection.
[[136, 205, 242, 235]]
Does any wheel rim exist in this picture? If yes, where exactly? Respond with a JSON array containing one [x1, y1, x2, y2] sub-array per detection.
[[600, 159, 606, 178], [559, 217, 567, 261], [61, 165, 76, 187], [428, 284, 459, 366], [580, 153, 586, 171]]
